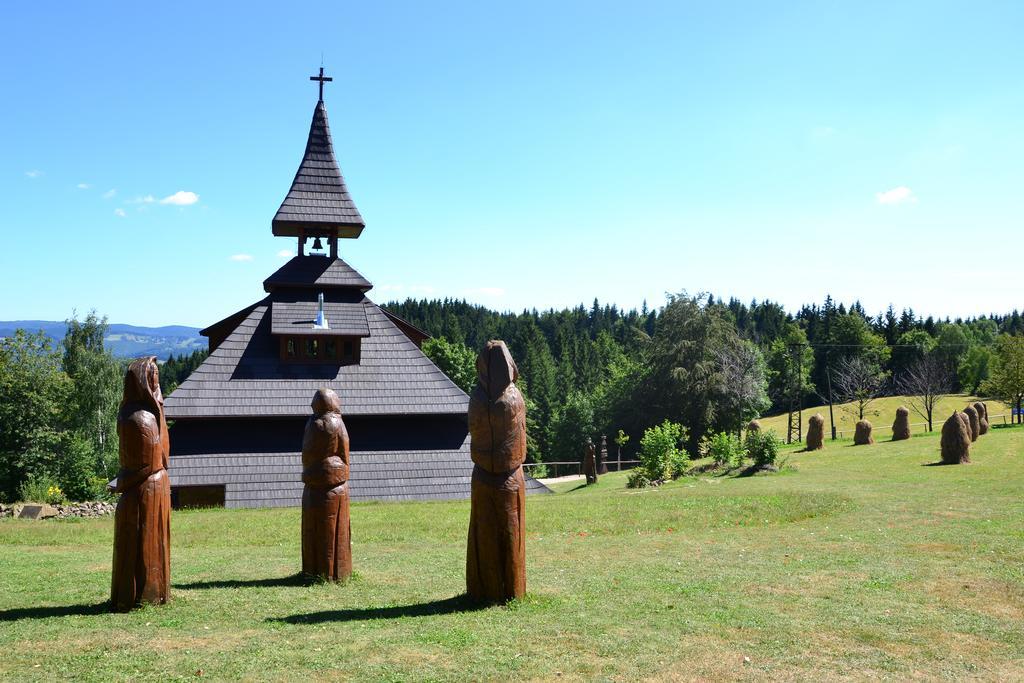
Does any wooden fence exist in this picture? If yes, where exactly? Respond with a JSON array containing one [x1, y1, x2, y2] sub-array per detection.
[[522, 459, 641, 478]]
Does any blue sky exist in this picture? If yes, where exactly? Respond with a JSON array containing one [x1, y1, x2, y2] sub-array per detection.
[[1, 1, 1022, 328]]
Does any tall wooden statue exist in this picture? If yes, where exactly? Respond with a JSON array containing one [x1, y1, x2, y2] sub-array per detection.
[[583, 438, 598, 484], [301, 388, 352, 581], [111, 356, 171, 611], [598, 434, 610, 475], [467, 340, 527, 602]]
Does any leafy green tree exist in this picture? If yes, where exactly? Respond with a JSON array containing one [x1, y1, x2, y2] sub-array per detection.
[[422, 336, 477, 393], [981, 335, 1024, 424], [549, 391, 596, 463], [63, 311, 122, 459], [645, 293, 737, 449], [958, 346, 993, 394], [715, 337, 770, 436], [890, 329, 936, 380], [765, 326, 814, 411], [935, 323, 971, 389], [0, 330, 72, 502]]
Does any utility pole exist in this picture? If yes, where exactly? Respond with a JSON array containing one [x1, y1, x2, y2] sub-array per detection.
[[786, 343, 806, 444]]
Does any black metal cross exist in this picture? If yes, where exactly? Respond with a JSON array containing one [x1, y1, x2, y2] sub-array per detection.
[[310, 67, 333, 100]]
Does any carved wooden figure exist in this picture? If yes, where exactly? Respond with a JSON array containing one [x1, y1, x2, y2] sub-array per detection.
[[111, 356, 171, 611], [598, 435, 610, 475], [583, 438, 598, 484], [301, 388, 352, 581], [466, 341, 527, 603]]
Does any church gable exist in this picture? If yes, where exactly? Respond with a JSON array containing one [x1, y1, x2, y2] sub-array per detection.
[[164, 299, 468, 420]]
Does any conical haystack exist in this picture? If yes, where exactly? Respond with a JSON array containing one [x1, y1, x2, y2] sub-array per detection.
[[854, 419, 874, 445], [973, 401, 989, 435], [891, 406, 911, 441], [806, 413, 825, 451], [941, 412, 972, 464], [963, 405, 980, 442]]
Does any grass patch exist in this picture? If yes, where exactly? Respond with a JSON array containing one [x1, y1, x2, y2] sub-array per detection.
[[1, 426, 1023, 680], [759, 393, 1014, 440]]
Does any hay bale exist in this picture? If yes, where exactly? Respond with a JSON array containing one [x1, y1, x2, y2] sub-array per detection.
[[891, 406, 911, 441], [746, 419, 762, 434], [963, 405, 980, 442], [956, 411, 971, 436], [973, 401, 989, 435], [806, 413, 825, 451], [854, 419, 874, 445], [940, 411, 972, 464]]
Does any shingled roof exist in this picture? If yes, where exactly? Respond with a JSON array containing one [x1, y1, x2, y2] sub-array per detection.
[[263, 255, 372, 292], [271, 100, 365, 239], [270, 301, 370, 337], [164, 299, 469, 419]]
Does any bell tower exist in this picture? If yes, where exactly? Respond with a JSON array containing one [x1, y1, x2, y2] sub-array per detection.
[[272, 68, 366, 258]]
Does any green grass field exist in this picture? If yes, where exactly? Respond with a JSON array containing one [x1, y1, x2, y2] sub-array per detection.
[[758, 394, 1014, 441], [2, 425, 1023, 681]]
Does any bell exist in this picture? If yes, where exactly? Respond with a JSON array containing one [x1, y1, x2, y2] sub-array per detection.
[[312, 237, 324, 251]]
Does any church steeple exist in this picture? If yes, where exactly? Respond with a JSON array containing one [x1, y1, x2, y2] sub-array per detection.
[[272, 69, 365, 254]]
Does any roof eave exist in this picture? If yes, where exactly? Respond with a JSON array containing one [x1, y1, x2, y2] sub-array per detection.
[[271, 219, 365, 239]]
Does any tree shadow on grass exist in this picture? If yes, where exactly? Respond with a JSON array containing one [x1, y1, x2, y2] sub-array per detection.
[[0, 601, 109, 621], [174, 573, 313, 590], [267, 593, 488, 625], [922, 461, 967, 467]]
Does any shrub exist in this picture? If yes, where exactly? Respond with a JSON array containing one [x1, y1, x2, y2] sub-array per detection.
[[54, 434, 101, 502], [638, 420, 688, 482], [746, 430, 781, 468], [701, 432, 746, 469], [529, 463, 550, 479], [626, 468, 651, 489], [19, 474, 64, 504]]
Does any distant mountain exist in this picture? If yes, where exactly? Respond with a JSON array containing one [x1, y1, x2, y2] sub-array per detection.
[[0, 320, 207, 360]]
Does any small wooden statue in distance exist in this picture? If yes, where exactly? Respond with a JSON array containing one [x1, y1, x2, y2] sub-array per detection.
[[111, 356, 171, 611], [467, 340, 527, 603], [583, 438, 598, 484], [598, 434, 610, 475], [301, 388, 352, 581]]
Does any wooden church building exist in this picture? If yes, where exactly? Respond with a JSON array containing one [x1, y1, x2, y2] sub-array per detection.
[[164, 72, 544, 508]]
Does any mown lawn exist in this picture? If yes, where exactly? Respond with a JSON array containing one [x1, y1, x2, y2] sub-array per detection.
[[757, 394, 1014, 441], [2, 426, 1023, 681]]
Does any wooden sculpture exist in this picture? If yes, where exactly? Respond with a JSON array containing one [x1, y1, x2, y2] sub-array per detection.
[[111, 356, 171, 611], [598, 435, 610, 475], [466, 340, 527, 603], [301, 388, 352, 581], [583, 438, 598, 484]]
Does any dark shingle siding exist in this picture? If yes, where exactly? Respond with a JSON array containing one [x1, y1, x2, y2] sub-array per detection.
[[170, 438, 550, 508], [272, 101, 365, 232], [164, 299, 469, 419]]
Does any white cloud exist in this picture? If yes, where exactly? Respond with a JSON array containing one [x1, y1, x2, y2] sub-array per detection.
[[277, 249, 294, 258], [128, 195, 155, 204], [102, 189, 117, 199], [229, 254, 253, 262], [160, 190, 199, 206], [76, 183, 91, 190], [114, 208, 127, 218], [25, 170, 43, 178], [876, 186, 917, 205]]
